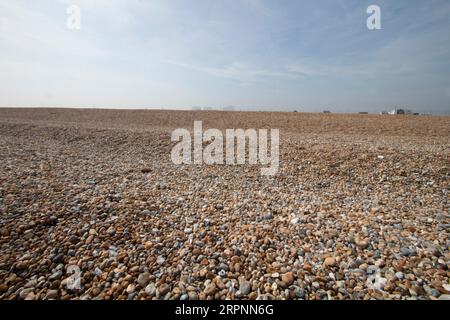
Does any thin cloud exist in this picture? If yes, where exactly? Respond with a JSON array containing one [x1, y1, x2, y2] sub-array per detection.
[[165, 60, 299, 82]]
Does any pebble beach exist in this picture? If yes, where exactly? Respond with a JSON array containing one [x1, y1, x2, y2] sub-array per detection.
[[0, 108, 448, 300]]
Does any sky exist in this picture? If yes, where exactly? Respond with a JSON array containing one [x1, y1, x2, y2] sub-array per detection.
[[1, 0, 450, 114]]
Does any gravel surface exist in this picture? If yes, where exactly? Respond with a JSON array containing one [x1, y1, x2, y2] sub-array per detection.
[[0, 108, 449, 300]]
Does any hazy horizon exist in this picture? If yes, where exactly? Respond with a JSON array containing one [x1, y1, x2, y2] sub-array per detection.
[[1, 105, 448, 115], [1, 0, 450, 114]]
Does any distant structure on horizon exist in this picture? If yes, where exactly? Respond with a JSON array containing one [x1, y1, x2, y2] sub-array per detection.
[[323, 110, 331, 114], [388, 107, 414, 115], [379, 107, 421, 115], [191, 106, 238, 111]]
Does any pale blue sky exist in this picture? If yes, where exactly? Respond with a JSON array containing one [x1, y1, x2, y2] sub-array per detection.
[[1, 0, 450, 113]]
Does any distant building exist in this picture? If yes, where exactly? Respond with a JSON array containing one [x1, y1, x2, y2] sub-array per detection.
[[389, 108, 405, 114], [388, 107, 414, 115], [323, 110, 331, 114], [192, 106, 216, 111], [380, 111, 388, 115], [359, 112, 368, 114]]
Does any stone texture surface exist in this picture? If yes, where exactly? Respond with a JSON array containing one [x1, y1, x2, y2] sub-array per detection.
[[0, 108, 448, 300]]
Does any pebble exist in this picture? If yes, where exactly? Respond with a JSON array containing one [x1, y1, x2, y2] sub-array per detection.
[[20, 288, 34, 299], [281, 272, 294, 286], [137, 272, 150, 287], [400, 247, 417, 257], [204, 283, 217, 296], [68, 235, 79, 244], [145, 283, 156, 297], [107, 227, 116, 236], [94, 267, 102, 276], [45, 290, 58, 299], [395, 272, 404, 280], [25, 292, 36, 300], [23, 229, 33, 240], [158, 284, 170, 296], [323, 257, 336, 267], [239, 281, 252, 296], [188, 292, 199, 300], [354, 237, 369, 249], [52, 253, 65, 264], [49, 270, 63, 281], [126, 284, 135, 293], [156, 256, 165, 265], [180, 294, 189, 300]]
